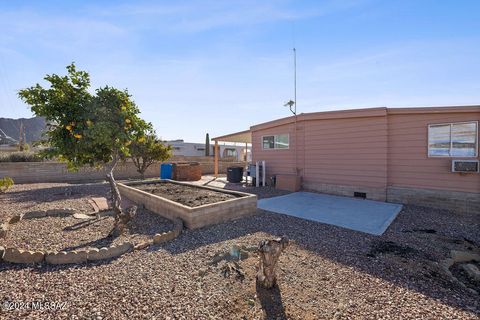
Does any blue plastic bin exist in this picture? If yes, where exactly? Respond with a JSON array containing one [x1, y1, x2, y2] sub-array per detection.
[[160, 163, 173, 179]]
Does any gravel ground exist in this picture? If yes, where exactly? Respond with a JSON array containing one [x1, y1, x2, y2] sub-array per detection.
[[0, 182, 479, 319], [2, 209, 173, 252]]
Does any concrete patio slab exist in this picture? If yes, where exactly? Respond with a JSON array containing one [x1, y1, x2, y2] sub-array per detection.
[[258, 192, 403, 235]]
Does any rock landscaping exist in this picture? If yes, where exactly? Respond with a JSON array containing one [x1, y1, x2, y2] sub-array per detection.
[[0, 182, 479, 319], [0, 186, 183, 265]]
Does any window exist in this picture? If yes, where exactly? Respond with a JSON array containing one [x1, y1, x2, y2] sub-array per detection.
[[262, 134, 289, 149], [224, 148, 237, 157], [428, 121, 478, 157]]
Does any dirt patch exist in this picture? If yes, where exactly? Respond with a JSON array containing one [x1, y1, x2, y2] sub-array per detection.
[[367, 240, 420, 258], [2, 208, 173, 252], [402, 228, 437, 234], [134, 182, 241, 207]]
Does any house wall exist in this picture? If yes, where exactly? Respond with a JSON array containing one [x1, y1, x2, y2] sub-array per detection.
[[252, 114, 388, 200], [386, 110, 480, 213], [386, 111, 479, 192], [302, 115, 388, 200], [251, 122, 297, 177], [251, 107, 480, 212]]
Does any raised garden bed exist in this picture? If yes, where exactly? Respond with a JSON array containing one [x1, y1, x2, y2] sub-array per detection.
[[133, 181, 239, 206], [118, 179, 257, 229]]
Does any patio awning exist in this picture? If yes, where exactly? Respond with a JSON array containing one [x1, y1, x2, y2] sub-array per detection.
[[212, 129, 251, 143], [211, 129, 251, 177]]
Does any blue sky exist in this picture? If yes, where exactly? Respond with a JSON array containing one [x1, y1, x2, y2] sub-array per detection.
[[1, 0, 479, 142]]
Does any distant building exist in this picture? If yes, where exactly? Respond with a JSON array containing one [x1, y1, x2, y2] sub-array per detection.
[[165, 139, 251, 161]]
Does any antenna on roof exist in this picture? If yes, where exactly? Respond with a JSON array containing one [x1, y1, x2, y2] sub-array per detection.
[[284, 47, 297, 115]]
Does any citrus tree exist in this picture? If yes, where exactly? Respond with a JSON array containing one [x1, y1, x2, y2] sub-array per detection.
[[18, 63, 151, 236], [129, 131, 172, 179]]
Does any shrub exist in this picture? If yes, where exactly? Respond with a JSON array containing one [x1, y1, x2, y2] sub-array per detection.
[[16, 142, 30, 151], [0, 152, 44, 162], [130, 132, 172, 179], [0, 177, 14, 193]]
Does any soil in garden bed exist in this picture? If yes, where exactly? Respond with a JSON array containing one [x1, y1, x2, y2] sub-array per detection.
[[133, 182, 242, 207], [2, 208, 174, 252]]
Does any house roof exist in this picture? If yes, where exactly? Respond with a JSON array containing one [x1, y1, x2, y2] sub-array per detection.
[[250, 105, 480, 131]]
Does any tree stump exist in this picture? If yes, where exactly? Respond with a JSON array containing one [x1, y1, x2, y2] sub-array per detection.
[[110, 205, 137, 237], [256, 236, 289, 289]]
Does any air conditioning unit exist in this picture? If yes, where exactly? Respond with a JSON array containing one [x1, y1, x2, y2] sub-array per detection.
[[451, 160, 479, 173]]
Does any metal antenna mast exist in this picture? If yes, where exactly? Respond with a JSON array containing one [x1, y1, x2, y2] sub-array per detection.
[[293, 47, 297, 115], [284, 47, 297, 115]]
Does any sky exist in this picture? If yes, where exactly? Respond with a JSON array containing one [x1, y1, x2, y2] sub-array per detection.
[[1, 0, 479, 143]]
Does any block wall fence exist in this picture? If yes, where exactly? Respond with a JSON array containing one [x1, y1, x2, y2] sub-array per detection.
[[0, 157, 244, 184]]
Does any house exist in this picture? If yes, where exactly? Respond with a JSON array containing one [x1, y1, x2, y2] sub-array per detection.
[[212, 106, 479, 213], [165, 139, 251, 161]]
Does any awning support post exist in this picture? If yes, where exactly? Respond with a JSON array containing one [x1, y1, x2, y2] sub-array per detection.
[[214, 140, 219, 178]]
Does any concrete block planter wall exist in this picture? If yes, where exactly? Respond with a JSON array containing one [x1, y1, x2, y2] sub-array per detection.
[[118, 180, 257, 229], [87, 242, 133, 261], [45, 250, 88, 264], [3, 248, 45, 264], [153, 218, 183, 244]]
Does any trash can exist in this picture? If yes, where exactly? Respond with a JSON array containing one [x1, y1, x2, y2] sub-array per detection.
[[160, 163, 173, 179], [227, 166, 244, 183]]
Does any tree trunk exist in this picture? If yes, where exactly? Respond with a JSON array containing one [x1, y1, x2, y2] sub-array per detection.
[[140, 161, 147, 180], [256, 236, 289, 289], [106, 153, 137, 237]]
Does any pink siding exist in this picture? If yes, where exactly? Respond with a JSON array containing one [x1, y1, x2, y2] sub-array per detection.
[[252, 123, 297, 177], [387, 112, 480, 193], [303, 116, 387, 189], [251, 106, 479, 195], [252, 116, 388, 189]]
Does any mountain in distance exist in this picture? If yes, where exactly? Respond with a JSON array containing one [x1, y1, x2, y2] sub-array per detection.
[[0, 116, 46, 144]]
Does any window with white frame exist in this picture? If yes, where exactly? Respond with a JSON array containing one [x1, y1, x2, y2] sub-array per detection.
[[428, 121, 478, 157], [262, 134, 289, 149], [224, 148, 237, 157]]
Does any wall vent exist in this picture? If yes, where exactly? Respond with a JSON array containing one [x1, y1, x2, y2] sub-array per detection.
[[354, 192, 367, 199], [451, 160, 479, 173]]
